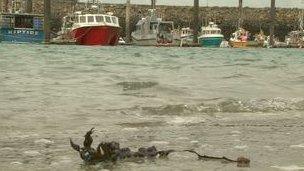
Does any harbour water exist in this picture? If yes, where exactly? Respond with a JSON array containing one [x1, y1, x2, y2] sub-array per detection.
[[0, 44, 304, 171]]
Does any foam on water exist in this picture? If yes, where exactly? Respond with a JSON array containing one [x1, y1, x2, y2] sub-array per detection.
[[271, 165, 304, 171]]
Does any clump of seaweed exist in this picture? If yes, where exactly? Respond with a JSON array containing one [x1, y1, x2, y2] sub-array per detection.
[[70, 128, 250, 167]]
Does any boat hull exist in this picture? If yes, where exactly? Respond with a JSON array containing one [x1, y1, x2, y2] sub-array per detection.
[[0, 28, 44, 43], [71, 26, 120, 46], [132, 37, 181, 46], [230, 41, 248, 48], [199, 37, 223, 47]]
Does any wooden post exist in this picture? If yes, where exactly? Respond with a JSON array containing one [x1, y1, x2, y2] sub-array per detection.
[[270, 0, 276, 46], [238, 0, 243, 28], [25, 0, 32, 13], [125, 0, 131, 43], [193, 0, 199, 44], [151, 0, 156, 9], [44, 0, 51, 43]]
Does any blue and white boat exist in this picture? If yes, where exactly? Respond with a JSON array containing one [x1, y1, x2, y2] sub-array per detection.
[[0, 13, 44, 43], [198, 22, 224, 47]]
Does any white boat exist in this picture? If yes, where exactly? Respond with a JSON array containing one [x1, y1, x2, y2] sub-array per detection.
[[131, 9, 180, 46], [198, 22, 224, 47]]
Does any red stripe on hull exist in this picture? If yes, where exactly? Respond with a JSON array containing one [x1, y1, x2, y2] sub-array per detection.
[[71, 26, 120, 46]]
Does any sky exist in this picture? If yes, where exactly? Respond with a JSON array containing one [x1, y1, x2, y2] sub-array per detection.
[[100, 0, 304, 8]]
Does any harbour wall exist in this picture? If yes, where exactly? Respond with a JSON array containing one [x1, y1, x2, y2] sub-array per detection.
[[28, 1, 303, 40]]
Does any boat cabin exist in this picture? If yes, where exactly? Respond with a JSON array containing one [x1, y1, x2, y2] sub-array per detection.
[[0, 13, 43, 29], [181, 27, 193, 38], [68, 14, 120, 28], [0, 13, 44, 43], [201, 22, 222, 35]]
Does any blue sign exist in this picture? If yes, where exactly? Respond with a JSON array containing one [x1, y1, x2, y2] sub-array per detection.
[[0, 28, 44, 43]]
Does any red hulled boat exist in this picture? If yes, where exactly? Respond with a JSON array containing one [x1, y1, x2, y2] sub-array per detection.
[[55, 4, 120, 46], [71, 13, 120, 45]]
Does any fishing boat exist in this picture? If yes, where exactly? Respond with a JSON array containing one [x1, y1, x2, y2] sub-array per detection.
[[229, 28, 249, 48], [254, 30, 267, 47], [285, 31, 304, 48], [198, 22, 224, 47], [0, 2, 44, 43], [55, 1, 120, 46], [285, 5, 304, 48], [131, 9, 180, 46], [229, 0, 249, 48]]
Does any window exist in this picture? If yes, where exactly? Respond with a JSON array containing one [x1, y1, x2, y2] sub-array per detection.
[[111, 17, 117, 24], [0, 15, 14, 28], [95, 16, 104, 22], [105, 16, 111, 23], [15, 16, 33, 28], [88, 16, 94, 23], [79, 16, 86, 23]]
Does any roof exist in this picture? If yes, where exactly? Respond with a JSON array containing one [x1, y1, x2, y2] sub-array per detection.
[[0, 13, 44, 17]]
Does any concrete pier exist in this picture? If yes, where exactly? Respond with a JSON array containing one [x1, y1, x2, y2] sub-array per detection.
[[44, 0, 51, 43], [238, 0, 243, 27], [270, 0, 276, 46], [151, 0, 155, 9], [125, 0, 131, 43], [193, 0, 199, 43]]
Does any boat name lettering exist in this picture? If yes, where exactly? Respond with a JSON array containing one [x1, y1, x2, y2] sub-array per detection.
[[8, 30, 39, 35]]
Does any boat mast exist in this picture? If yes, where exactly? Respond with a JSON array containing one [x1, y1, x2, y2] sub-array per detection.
[[269, 0, 276, 47], [238, 0, 243, 28], [193, 0, 199, 43]]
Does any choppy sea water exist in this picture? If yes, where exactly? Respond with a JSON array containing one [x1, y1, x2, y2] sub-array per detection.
[[0, 44, 304, 171]]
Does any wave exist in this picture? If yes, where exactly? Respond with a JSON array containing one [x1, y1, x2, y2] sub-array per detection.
[[117, 98, 304, 115], [117, 81, 158, 91]]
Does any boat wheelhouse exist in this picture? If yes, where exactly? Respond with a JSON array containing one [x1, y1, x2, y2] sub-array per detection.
[[0, 13, 44, 43], [198, 22, 224, 47]]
